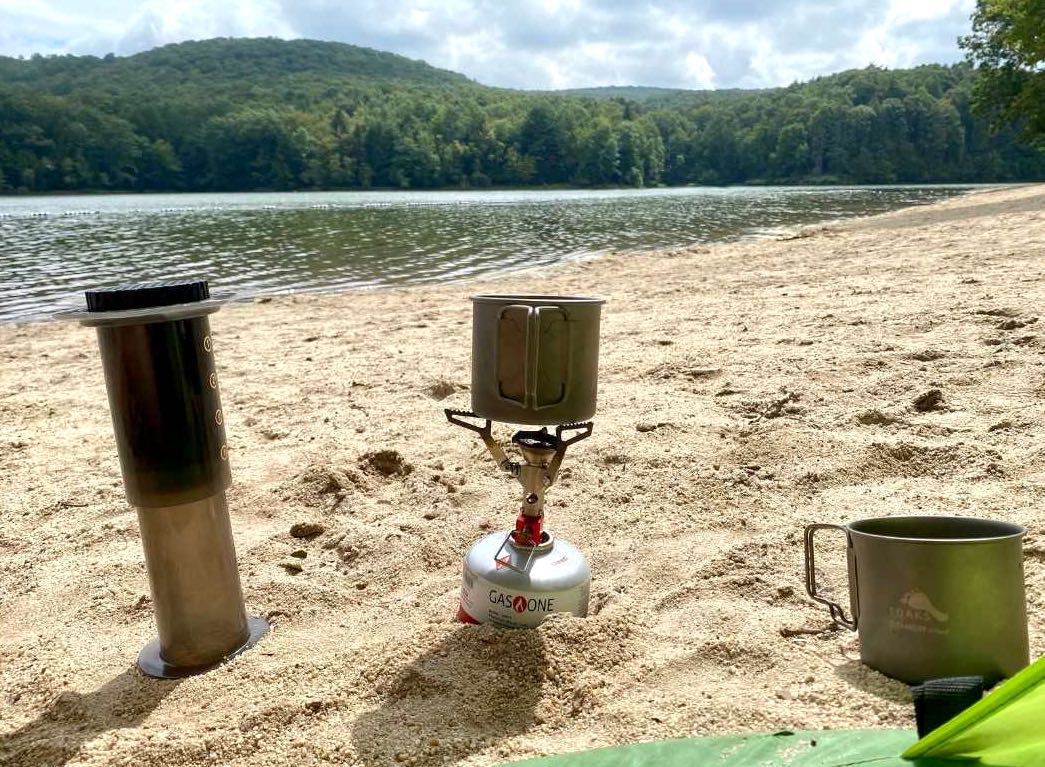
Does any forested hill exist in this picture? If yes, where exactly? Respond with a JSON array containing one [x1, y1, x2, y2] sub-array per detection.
[[1, 37, 1043, 193], [0, 38, 471, 94]]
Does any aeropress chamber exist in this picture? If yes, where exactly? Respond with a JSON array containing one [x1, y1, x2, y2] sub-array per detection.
[[71, 280, 268, 678]]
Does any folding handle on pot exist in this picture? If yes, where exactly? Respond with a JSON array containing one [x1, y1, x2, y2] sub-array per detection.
[[495, 304, 570, 411], [803, 523, 857, 631], [530, 305, 568, 410], [496, 305, 533, 408]]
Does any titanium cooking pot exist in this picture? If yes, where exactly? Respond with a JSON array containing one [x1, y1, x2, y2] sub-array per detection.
[[470, 294, 605, 425]]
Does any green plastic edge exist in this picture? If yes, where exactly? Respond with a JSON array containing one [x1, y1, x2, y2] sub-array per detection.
[[902, 656, 1045, 759], [502, 728, 920, 767]]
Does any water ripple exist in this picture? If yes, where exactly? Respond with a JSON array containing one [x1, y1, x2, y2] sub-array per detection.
[[0, 185, 976, 323]]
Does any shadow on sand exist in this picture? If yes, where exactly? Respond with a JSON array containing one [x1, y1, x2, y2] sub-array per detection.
[[352, 625, 546, 766], [0, 667, 180, 767], [834, 658, 912, 705]]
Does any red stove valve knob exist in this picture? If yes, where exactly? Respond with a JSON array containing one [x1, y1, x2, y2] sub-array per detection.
[[513, 512, 544, 547]]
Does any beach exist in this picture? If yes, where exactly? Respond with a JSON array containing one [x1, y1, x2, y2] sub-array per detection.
[[2, 183, 1044, 765]]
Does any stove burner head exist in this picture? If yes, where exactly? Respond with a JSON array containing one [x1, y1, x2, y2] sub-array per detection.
[[445, 410, 594, 550], [512, 430, 559, 452]]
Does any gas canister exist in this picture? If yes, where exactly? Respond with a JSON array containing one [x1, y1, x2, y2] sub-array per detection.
[[458, 531, 590, 628]]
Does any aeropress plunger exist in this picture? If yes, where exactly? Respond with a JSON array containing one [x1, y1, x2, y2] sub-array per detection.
[[70, 280, 268, 678]]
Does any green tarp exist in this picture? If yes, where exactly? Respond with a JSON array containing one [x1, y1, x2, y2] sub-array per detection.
[[507, 729, 920, 766], [510, 656, 1045, 766]]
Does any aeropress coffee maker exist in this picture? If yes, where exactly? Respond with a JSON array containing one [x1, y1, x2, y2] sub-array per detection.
[[69, 280, 268, 678]]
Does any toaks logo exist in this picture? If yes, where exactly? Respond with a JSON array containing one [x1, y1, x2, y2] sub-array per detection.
[[889, 589, 950, 633]]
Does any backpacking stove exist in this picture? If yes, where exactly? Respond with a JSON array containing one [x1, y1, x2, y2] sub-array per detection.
[[446, 293, 605, 628], [446, 411, 593, 627]]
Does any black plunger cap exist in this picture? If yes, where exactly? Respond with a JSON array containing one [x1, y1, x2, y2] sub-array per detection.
[[85, 280, 210, 313]]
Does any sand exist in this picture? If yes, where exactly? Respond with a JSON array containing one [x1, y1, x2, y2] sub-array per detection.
[[1, 184, 1044, 766]]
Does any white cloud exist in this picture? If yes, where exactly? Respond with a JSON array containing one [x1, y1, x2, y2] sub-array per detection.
[[113, 0, 294, 54], [0, 0, 974, 88], [683, 52, 716, 89], [0, 0, 126, 57], [886, 0, 971, 26]]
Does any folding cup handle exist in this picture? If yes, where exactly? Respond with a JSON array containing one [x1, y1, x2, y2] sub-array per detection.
[[804, 523, 858, 631]]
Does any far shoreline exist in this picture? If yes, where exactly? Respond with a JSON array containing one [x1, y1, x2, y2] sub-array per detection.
[[0, 180, 1018, 200]]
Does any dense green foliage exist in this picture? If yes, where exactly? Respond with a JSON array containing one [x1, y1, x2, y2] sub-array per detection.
[[1, 37, 1042, 193], [961, 0, 1045, 145]]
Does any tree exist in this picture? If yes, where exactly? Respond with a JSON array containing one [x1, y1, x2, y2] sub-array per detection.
[[773, 122, 808, 178], [202, 109, 314, 190], [960, 0, 1045, 145], [576, 119, 619, 184], [517, 104, 569, 183], [0, 38, 1041, 192]]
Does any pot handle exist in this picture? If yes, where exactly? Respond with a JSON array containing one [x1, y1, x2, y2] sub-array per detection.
[[530, 305, 568, 410], [803, 523, 857, 630], [496, 305, 534, 408]]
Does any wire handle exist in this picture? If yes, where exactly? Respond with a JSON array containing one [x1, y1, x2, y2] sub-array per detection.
[[803, 523, 858, 631], [493, 531, 540, 573]]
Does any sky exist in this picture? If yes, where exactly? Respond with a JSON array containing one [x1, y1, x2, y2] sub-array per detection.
[[0, 0, 977, 91]]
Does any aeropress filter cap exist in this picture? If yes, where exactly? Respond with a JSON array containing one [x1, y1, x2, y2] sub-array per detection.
[[86, 279, 211, 312], [61, 278, 225, 327]]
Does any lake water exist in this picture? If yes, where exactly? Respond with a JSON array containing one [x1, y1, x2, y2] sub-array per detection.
[[0, 185, 976, 323]]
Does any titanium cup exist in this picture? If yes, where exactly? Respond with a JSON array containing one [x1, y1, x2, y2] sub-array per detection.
[[804, 516, 1028, 685], [470, 294, 604, 426]]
